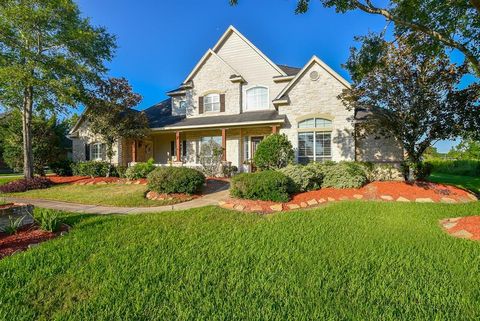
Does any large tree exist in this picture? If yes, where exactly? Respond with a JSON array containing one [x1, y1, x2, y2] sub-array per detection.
[[340, 37, 480, 179], [230, 0, 480, 75], [447, 139, 480, 160], [84, 77, 148, 174], [0, 0, 116, 178]]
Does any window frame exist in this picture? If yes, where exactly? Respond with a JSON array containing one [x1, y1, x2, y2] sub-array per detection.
[[245, 86, 269, 111], [90, 143, 104, 161], [297, 117, 333, 164], [204, 93, 220, 113]]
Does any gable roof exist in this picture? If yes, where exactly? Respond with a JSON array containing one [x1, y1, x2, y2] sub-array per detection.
[[212, 25, 287, 77], [184, 48, 242, 84], [275, 56, 351, 100], [277, 64, 301, 76]]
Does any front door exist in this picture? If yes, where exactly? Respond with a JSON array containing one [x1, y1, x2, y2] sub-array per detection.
[[250, 136, 264, 172]]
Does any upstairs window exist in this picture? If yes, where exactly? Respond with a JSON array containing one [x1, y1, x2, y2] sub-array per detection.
[[204, 94, 220, 112], [246, 86, 268, 111]]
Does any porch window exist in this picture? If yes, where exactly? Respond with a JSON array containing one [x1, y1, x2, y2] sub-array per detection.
[[297, 118, 332, 164], [198, 136, 222, 163], [246, 86, 268, 111], [90, 143, 105, 161], [204, 94, 220, 112]]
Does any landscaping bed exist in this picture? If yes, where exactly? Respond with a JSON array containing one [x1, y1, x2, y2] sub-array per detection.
[[0, 223, 69, 259], [221, 181, 478, 213], [440, 216, 480, 241]]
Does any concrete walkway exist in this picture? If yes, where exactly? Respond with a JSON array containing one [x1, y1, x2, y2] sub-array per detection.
[[3, 188, 230, 215]]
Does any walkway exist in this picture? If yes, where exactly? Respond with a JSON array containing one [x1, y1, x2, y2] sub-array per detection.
[[4, 187, 230, 215]]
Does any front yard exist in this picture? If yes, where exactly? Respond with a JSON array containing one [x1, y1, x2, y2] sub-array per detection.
[[1, 201, 480, 320], [428, 172, 480, 195], [5, 183, 189, 207]]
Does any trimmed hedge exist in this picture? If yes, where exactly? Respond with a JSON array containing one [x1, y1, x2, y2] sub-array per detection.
[[230, 170, 290, 202], [0, 177, 52, 193], [71, 161, 111, 177], [310, 162, 367, 189], [147, 167, 205, 195], [426, 159, 480, 177], [125, 159, 156, 179], [279, 164, 323, 193], [50, 160, 74, 176]]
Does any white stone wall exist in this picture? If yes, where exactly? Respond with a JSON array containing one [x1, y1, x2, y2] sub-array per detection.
[[278, 62, 356, 162], [356, 131, 404, 163]]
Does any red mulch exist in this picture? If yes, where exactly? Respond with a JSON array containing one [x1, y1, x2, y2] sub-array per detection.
[[0, 224, 69, 259], [443, 217, 480, 241], [290, 181, 474, 204]]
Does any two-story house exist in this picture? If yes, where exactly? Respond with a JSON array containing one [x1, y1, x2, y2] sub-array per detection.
[[69, 26, 403, 171]]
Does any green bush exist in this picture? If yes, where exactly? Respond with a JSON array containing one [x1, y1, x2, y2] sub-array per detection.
[[71, 161, 111, 177], [125, 158, 156, 180], [49, 160, 74, 176], [279, 164, 323, 193], [34, 208, 61, 232], [115, 165, 128, 178], [0, 216, 25, 235], [307, 161, 368, 189], [253, 134, 294, 170], [426, 159, 480, 176], [230, 170, 290, 202], [147, 167, 205, 195]]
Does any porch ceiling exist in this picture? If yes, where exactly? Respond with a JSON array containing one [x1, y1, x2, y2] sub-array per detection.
[[150, 110, 285, 131]]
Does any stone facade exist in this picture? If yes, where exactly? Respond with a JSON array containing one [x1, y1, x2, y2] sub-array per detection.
[[0, 203, 34, 230]]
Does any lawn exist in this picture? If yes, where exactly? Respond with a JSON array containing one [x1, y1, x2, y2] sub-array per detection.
[[428, 172, 480, 194], [1, 201, 480, 320], [0, 176, 21, 186], [4, 183, 189, 207]]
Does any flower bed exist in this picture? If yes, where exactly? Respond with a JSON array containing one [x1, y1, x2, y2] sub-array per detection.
[[220, 181, 478, 213]]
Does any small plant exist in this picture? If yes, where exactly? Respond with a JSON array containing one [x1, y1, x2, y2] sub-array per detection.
[[222, 164, 238, 178], [230, 170, 290, 202], [115, 165, 128, 178], [1, 215, 25, 235], [147, 167, 205, 195], [49, 160, 74, 176], [198, 141, 224, 177], [0, 177, 52, 193], [253, 134, 294, 171], [34, 208, 61, 232], [125, 158, 156, 179]]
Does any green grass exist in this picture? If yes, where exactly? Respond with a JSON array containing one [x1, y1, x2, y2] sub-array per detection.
[[5, 183, 188, 207], [1, 201, 480, 320], [427, 159, 480, 176], [0, 176, 20, 186], [428, 172, 480, 195]]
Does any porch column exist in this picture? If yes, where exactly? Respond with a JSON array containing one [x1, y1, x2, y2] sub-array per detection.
[[221, 128, 227, 161], [271, 125, 278, 134], [131, 140, 137, 162], [176, 131, 181, 162]]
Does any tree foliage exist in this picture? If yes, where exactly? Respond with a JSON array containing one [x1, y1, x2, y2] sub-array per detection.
[[231, 0, 480, 75], [253, 134, 294, 170], [84, 77, 148, 169], [341, 37, 480, 178], [0, 0, 116, 178], [447, 139, 480, 160]]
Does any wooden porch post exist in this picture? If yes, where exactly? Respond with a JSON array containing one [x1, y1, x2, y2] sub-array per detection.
[[271, 125, 277, 134], [221, 128, 227, 161], [131, 140, 137, 162], [176, 131, 181, 162]]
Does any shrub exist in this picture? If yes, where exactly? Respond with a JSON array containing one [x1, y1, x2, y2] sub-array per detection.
[[72, 161, 111, 177], [426, 159, 480, 176], [230, 170, 290, 202], [34, 208, 61, 232], [115, 165, 128, 178], [308, 161, 367, 189], [253, 134, 294, 170], [0, 216, 25, 235], [125, 158, 156, 180], [50, 160, 74, 176], [0, 177, 53, 193], [222, 164, 238, 178], [279, 164, 323, 193], [147, 167, 205, 195]]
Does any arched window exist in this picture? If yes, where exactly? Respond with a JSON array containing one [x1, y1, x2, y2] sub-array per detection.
[[204, 93, 220, 112], [246, 86, 268, 111], [297, 118, 332, 164]]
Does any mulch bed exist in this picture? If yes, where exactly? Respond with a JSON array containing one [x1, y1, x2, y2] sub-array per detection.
[[440, 216, 480, 241], [220, 181, 478, 214], [0, 223, 69, 259]]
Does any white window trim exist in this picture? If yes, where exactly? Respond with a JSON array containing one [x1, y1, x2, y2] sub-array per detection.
[[90, 142, 104, 161], [243, 85, 269, 111], [204, 93, 220, 113], [297, 118, 333, 163]]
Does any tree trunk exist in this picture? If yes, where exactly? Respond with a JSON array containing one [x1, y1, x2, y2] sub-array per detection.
[[22, 87, 34, 179]]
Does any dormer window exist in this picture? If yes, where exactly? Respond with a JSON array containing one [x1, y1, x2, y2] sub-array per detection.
[[246, 86, 268, 111], [204, 93, 220, 112]]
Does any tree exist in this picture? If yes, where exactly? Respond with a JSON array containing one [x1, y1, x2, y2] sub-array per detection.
[[341, 37, 480, 179], [0, 0, 116, 179], [423, 146, 442, 160], [230, 0, 480, 75], [84, 77, 148, 175], [447, 139, 480, 160], [253, 134, 294, 170], [0, 111, 68, 175]]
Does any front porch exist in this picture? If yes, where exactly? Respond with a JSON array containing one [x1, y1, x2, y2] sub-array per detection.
[[130, 125, 280, 172]]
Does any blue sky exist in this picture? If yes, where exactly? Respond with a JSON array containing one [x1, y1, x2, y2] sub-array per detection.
[[74, 0, 460, 152]]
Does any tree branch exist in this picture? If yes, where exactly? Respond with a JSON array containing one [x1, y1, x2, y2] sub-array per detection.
[[470, 0, 480, 15], [353, 0, 480, 75]]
